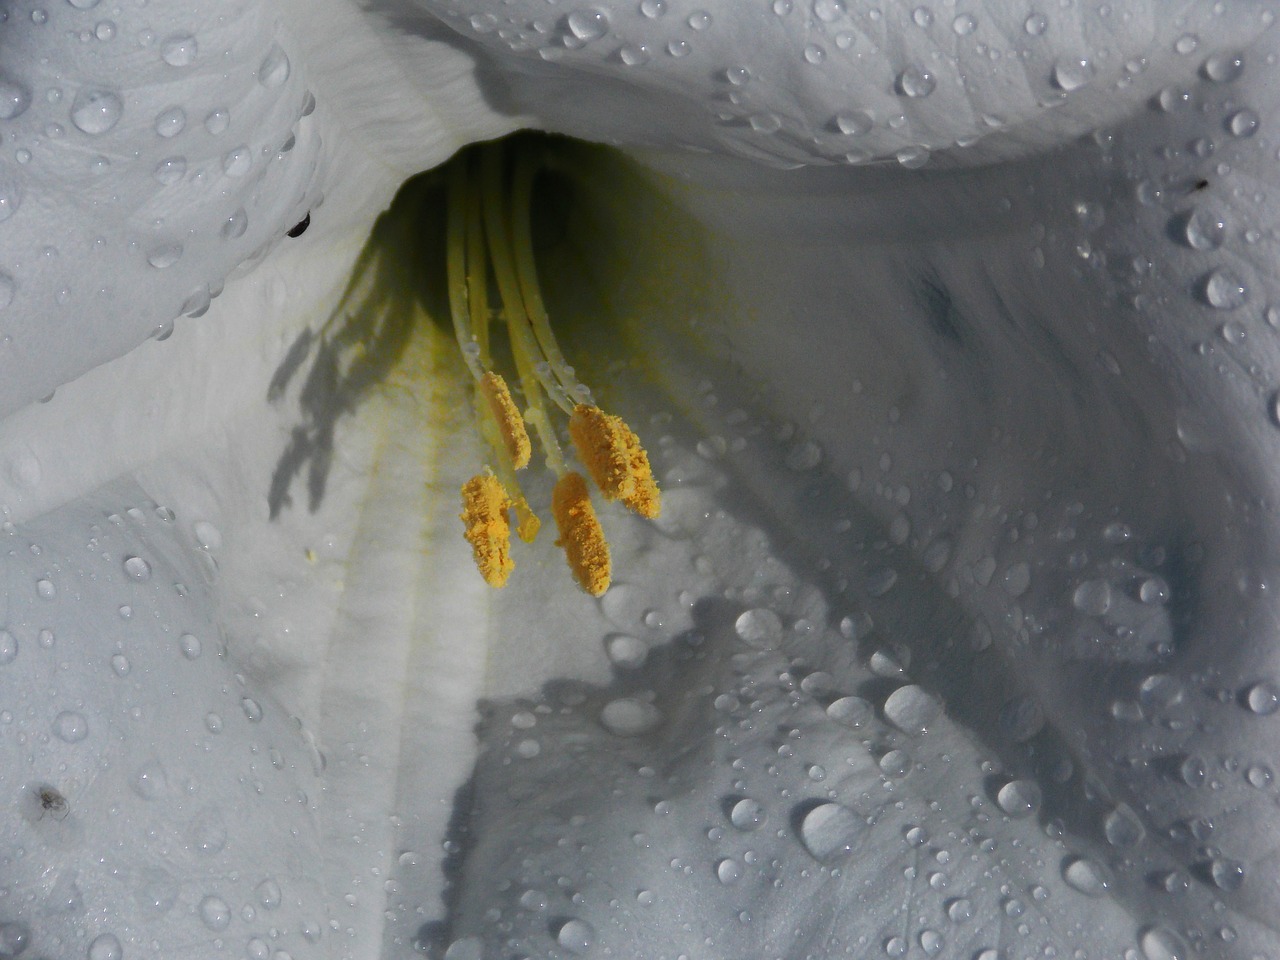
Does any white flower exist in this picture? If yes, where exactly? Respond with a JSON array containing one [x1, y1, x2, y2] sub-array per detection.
[[0, 2, 1278, 959]]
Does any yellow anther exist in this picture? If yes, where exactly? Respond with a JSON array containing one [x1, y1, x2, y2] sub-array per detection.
[[513, 495, 541, 543], [479, 371, 531, 470], [569, 404, 661, 520], [459, 473, 516, 588], [552, 471, 611, 596]]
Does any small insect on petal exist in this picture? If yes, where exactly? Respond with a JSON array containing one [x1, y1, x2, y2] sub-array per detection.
[[480, 371, 532, 470], [286, 212, 310, 238], [569, 404, 660, 519], [552, 471, 611, 596], [460, 474, 516, 587]]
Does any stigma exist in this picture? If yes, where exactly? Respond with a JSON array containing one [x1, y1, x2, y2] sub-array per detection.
[[445, 140, 660, 595]]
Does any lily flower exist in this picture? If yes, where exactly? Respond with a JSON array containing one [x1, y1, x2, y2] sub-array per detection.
[[1, 1, 1278, 959]]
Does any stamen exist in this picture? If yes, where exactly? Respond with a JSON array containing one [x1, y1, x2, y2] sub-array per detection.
[[479, 371, 531, 470], [569, 404, 661, 519], [459, 473, 516, 588], [552, 471, 611, 596]]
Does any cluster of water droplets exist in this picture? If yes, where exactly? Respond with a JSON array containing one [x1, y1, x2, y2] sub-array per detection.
[[0, 4, 324, 414]]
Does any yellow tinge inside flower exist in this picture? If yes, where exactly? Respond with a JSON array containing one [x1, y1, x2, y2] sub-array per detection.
[[446, 140, 661, 596]]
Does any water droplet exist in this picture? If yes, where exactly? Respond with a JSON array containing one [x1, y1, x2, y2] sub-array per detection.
[[258, 44, 290, 87], [1102, 803, 1144, 847], [53, 710, 88, 742], [799, 671, 834, 696], [919, 930, 944, 956], [1003, 561, 1031, 596], [1140, 925, 1189, 960], [221, 207, 248, 240], [599, 697, 661, 736], [1182, 207, 1227, 250], [952, 14, 976, 35], [110, 654, 130, 677], [945, 897, 972, 922], [123, 555, 151, 581], [1203, 52, 1244, 83], [1244, 680, 1279, 715], [199, 894, 231, 931], [88, 933, 122, 960], [729, 797, 765, 830], [620, 44, 650, 66], [36, 579, 55, 600], [1203, 268, 1247, 309], [1246, 763, 1274, 788], [716, 858, 741, 884], [0, 922, 30, 958], [147, 243, 183, 269], [0, 75, 31, 120], [735, 608, 782, 648], [1178, 753, 1205, 786], [1227, 108, 1259, 138], [798, 802, 866, 861], [256, 878, 282, 909], [1210, 857, 1244, 891], [883, 685, 939, 734], [996, 779, 1041, 818], [1072, 579, 1111, 615], [1024, 12, 1047, 34], [179, 633, 202, 659], [0, 629, 16, 665], [605, 634, 647, 668], [812, 0, 845, 23], [154, 106, 186, 138], [1062, 856, 1110, 896], [826, 695, 872, 728], [132, 762, 167, 799], [896, 65, 936, 97], [223, 146, 251, 177], [834, 110, 872, 136], [567, 7, 610, 40], [1052, 57, 1093, 91], [879, 748, 911, 776], [884, 937, 907, 957], [1173, 34, 1198, 55], [442, 938, 482, 960], [70, 87, 123, 134], [556, 918, 595, 955], [640, 0, 665, 17], [241, 697, 263, 722], [154, 156, 186, 185], [160, 33, 197, 66]]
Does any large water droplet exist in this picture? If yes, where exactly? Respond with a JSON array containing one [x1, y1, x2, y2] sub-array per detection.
[[996, 779, 1041, 818], [1203, 52, 1244, 83], [1180, 207, 1225, 250], [798, 802, 866, 861], [812, 0, 845, 23], [1102, 803, 1144, 847], [70, 87, 122, 134], [1052, 57, 1093, 91], [605, 634, 648, 668], [0, 75, 31, 120], [123, 555, 151, 581], [555, 918, 595, 955], [1140, 925, 1189, 960], [735, 608, 782, 648], [1062, 856, 1111, 896], [199, 895, 231, 931], [1227, 108, 1259, 138], [1072, 579, 1112, 615], [716, 857, 741, 884], [154, 106, 186, 138], [160, 33, 198, 67], [1210, 857, 1245, 891], [896, 65, 936, 97], [87, 933, 122, 960], [834, 110, 872, 136], [1245, 680, 1280, 715], [883, 684, 939, 734], [146, 243, 183, 269], [53, 710, 88, 742], [258, 44, 291, 87], [1203, 268, 1247, 309], [729, 797, 765, 830], [599, 697, 662, 736], [827, 696, 873, 728], [566, 7, 610, 40]]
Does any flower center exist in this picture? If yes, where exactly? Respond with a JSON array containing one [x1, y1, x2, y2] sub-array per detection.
[[445, 139, 660, 596]]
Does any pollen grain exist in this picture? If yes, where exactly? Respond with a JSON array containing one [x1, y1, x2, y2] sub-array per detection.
[[479, 371, 531, 470], [569, 404, 661, 519]]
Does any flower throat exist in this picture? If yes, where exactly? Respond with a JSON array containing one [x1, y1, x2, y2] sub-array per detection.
[[446, 139, 660, 596]]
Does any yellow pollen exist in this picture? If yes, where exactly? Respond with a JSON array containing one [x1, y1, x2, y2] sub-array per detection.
[[479, 371, 531, 470], [552, 472, 611, 596], [459, 474, 516, 588], [569, 404, 661, 520]]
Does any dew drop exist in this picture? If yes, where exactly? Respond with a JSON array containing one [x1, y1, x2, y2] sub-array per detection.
[[952, 14, 976, 35], [1140, 925, 1189, 960], [826, 695, 873, 728], [70, 87, 122, 134], [1227, 108, 1259, 138], [1203, 52, 1244, 83], [223, 146, 251, 177], [1244, 680, 1279, 715], [735, 608, 782, 648], [256, 878, 282, 909], [87, 933, 122, 960], [605, 634, 647, 668], [154, 106, 186, 138], [1024, 12, 1047, 34], [896, 65, 936, 97], [834, 110, 872, 136], [1052, 57, 1093, 91], [258, 44, 291, 87], [0, 922, 30, 958], [0, 629, 16, 665], [555, 918, 595, 955], [221, 207, 248, 240], [812, 0, 845, 23], [1102, 803, 1144, 847], [0, 76, 31, 120], [123, 555, 151, 581], [1210, 857, 1245, 891], [1203, 268, 1247, 309], [241, 697, 263, 722], [160, 34, 197, 66], [179, 633, 202, 659], [883, 684, 939, 734], [153, 156, 186, 185], [1062, 856, 1110, 896], [996, 779, 1041, 818], [729, 797, 765, 830], [716, 858, 741, 884], [110, 654, 130, 677], [599, 698, 661, 736], [567, 7, 610, 40], [199, 895, 231, 931], [53, 710, 88, 742], [1072, 579, 1111, 615], [798, 802, 866, 861], [146, 243, 183, 269]]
